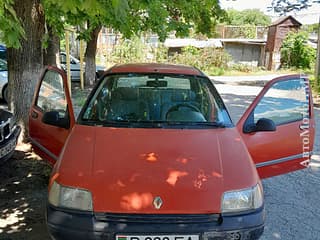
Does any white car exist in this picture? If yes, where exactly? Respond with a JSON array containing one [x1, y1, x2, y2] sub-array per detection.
[[60, 52, 105, 81], [0, 59, 8, 103]]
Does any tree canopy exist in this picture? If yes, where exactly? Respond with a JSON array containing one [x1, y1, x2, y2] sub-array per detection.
[[0, 0, 227, 140], [271, 0, 320, 15], [44, 0, 225, 41], [225, 9, 271, 26], [0, 0, 24, 48]]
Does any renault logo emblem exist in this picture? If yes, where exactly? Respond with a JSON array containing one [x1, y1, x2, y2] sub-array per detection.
[[153, 196, 163, 209]]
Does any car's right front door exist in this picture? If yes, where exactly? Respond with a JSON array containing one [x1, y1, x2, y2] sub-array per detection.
[[237, 75, 315, 178]]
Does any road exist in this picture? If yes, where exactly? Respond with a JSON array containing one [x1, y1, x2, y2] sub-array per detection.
[[214, 77, 320, 240]]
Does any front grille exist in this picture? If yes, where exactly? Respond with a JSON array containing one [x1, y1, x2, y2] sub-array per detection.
[[95, 213, 222, 224], [3, 123, 10, 138], [0, 118, 12, 142]]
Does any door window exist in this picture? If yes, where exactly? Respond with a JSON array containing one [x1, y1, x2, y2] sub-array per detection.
[[254, 78, 309, 125], [36, 70, 67, 117]]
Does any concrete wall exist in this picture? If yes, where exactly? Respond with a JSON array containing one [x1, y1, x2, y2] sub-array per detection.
[[223, 42, 265, 67]]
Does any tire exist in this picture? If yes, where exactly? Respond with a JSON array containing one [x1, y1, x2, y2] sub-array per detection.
[[3, 85, 8, 103]]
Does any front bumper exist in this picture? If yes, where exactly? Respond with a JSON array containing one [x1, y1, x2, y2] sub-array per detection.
[[0, 125, 21, 164], [47, 204, 265, 240]]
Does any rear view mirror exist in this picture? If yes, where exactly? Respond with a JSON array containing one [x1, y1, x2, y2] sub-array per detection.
[[146, 80, 167, 88], [244, 118, 276, 133], [42, 111, 70, 129]]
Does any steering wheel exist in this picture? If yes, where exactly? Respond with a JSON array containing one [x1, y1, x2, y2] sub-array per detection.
[[166, 103, 201, 119]]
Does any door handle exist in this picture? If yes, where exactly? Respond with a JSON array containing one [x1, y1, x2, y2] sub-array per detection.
[[31, 111, 38, 119]]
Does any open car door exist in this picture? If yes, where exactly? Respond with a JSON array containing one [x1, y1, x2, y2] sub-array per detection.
[[237, 75, 315, 179], [29, 66, 75, 166]]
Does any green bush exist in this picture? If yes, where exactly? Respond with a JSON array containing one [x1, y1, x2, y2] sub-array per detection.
[[168, 46, 231, 73], [110, 36, 146, 63], [280, 31, 316, 69], [106, 36, 231, 76]]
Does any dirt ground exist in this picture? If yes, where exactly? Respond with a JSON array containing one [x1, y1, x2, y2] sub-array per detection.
[[0, 84, 90, 240], [0, 144, 51, 240]]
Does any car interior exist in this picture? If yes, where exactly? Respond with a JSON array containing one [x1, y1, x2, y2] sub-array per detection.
[[82, 75, 221, 124]]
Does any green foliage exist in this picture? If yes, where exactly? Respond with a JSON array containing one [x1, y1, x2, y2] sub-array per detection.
[[271, 0, 320, 15], [302, 23, 319, 34], [43, 0, 225, 42], [110, 36, 146, 63], [106, 36, 230, 76], [280, 31, 316, 69], [0, 0, 25, 48], [168, 46, 231, 74], [231, 63, 256, 73], [225, 9, 271, 26]]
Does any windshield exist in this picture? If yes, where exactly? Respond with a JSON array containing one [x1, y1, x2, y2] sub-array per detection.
[[80, 73, 231, 128]]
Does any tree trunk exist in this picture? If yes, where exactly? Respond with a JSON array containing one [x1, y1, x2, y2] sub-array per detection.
[[7, 0, 45, 141], [84, 25, 102, 86], [43, 24, 60, 66]]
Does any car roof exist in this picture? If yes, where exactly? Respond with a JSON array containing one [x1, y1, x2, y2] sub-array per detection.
[[106, 63, 205, 77]]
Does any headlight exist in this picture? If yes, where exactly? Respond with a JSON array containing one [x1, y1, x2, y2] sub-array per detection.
[[221, 184, 263, 213], [48, 181, 93, 211]]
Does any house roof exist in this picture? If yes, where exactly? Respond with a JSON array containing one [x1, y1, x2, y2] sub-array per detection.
[[270, 15, 302, 27], [164, 38, 223, 48], [221, 39, 266, 45], [164, 38, 266, 48]]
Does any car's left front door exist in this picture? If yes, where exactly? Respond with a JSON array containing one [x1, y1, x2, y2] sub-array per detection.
[[29, 66, 75, 165]]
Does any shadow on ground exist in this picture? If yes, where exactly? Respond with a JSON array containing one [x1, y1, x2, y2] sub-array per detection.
[[0, 144, 51, 240]]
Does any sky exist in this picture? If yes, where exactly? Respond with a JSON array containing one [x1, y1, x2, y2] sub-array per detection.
[[220, 0, 272, 13], [220, 0, 320, 24]]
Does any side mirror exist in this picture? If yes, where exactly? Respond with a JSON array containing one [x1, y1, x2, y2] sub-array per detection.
[[244, 118, 276, 133], [42, 111, 70, 129]]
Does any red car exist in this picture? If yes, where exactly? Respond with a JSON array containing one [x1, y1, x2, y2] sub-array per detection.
[[29, 64, 315, 240]]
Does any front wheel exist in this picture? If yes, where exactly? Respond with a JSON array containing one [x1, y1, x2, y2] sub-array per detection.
[[3, 85, 8, 103]]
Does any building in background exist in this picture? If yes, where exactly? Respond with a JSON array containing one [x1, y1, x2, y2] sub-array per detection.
[[265, 16, 302, 70]]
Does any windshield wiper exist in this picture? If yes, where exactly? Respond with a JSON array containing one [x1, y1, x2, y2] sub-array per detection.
[[81, 119, 226, 129], [100, 120, 165, 128], [166, 121, 226, 128]]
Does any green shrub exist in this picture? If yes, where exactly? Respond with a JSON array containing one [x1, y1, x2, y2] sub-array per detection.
[[106, 36, 231, 75], [168, 46, 231, 73], [231, 63, 255, 73], [110, 36, 146, 63], [280, 31, 316, 69]]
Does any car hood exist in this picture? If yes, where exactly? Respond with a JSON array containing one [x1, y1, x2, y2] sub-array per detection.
[[57, 125, 258, 214]]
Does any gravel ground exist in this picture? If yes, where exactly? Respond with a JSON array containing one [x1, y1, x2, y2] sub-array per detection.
[[0, 76, 319, 240]]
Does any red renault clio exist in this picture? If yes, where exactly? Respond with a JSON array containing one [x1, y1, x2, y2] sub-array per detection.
[[29, 63, 315, 240]]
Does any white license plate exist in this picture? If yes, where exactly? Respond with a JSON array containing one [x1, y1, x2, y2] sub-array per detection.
[[0, 139, 16, 158], [116, 235, 199, 240]]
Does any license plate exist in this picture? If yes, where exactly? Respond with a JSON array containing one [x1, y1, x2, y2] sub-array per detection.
[[0, 139, 16, 158], [116, 235, 199, 240]]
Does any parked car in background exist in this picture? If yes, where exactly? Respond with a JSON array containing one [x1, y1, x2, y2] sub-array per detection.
[[29, 64, 315, 240], [0, 109, 21, 164], [0, 45, 6, 60], [0, 59, 8, 103], [60, 52, 105, 81]]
